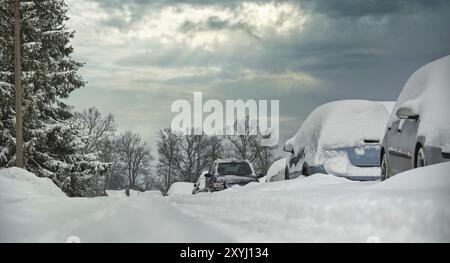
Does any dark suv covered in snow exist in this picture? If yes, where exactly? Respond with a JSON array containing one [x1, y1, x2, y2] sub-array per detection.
[[202, 159, 261, 192]]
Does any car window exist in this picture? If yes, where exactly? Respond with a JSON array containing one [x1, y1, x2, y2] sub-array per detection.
[[217, 162, 253, 176]]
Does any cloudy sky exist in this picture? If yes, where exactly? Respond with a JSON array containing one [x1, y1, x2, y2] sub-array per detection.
[[65, 0, 450, 148]]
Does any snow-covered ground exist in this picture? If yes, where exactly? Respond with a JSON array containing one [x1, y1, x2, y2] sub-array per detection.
[[1, 163, 450, 242], [169, 162, 450, 242], [167, 182, 195, 196], [106, 189, 162, 198], [0, 168, 230, 242]]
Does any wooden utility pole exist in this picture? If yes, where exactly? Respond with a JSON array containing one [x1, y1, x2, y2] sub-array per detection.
[[14, 0, 24, 168]]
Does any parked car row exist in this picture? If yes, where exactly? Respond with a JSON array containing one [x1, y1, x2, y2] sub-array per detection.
[[191, 55, 450, 194], [277, 55, 450, 182]]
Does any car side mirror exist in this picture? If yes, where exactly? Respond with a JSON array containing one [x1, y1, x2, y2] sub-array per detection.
[[396, 105, 419, 120], [283, 143, 294, 154], [204, 173, 213, 178]]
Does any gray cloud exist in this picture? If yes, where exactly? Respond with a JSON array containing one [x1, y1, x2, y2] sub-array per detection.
[[87, 0, 450, 20], [69, 0, 450, 148], [305, 0, 449, 17], [180, 16, 261, 40]]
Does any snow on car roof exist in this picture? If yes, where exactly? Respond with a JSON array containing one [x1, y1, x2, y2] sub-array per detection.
[[388, 55, 450, 148], [286, 100, 389, 156]]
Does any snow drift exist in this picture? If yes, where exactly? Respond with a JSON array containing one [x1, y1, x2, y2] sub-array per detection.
[[167, 182, 194, 196], [0, 167, 66, 203], [0, 168, 230, 242], [171, 162, 450, 242], [371, 161, 450, 191], [2, 163, 450, 242]]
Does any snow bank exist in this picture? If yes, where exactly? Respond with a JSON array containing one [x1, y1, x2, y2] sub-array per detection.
[[167, 182, 194, 196], [266, 158, 286, 182], [3, 163, 449, 242], [141, 190, 163, 197], [105, 190, 129, 197], [0, 167, 66, 203], [0, 196, 232, 242], [286, 100, 389, 165], [388, 55, 450, 148], [372, 162, 450, 191], [171, 162, 450, 242], [0, 169, 230, 242]]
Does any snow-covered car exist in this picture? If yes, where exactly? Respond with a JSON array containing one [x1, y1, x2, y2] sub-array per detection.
[[265, 158, 287, 182], [380, 55, 450, 180], [204, 159, 261, 191], [192, 171, 209, 194], [283, 100, 390, 181]]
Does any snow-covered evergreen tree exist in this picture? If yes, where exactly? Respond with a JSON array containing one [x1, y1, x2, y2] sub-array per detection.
[[0, 0, 104, 196]]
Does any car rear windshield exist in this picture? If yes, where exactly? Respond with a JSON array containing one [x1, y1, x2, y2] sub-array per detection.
[[217, 162, 253, 176], [329, 145, 381, 167]]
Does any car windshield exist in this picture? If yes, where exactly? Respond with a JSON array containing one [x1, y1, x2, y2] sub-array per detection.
[[327, 144, 381, 167], [217, 162, 253, 176]]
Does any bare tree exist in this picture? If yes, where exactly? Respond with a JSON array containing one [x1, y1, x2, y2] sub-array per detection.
[[156, 128, 180, 192], [253, 142, 278, 175], [97, 137, 118, 192], [156, 128, 225, 190], [225, 116, 259, 162], [174, 131, 212, 183], [224, 116, 278, 174], [115, 131, 153, 189], [75, 107, 117, 193], [75, 107, 116, 155], [205, 135, 223, 166]]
